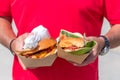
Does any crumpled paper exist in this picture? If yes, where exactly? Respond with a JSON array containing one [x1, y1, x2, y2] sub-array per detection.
[[23, 25, 50, 49]]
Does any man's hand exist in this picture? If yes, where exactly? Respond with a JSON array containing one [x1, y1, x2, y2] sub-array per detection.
[[73, 36, 105, 66]]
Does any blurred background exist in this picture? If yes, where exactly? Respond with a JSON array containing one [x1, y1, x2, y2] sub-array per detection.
[[0, 18, 120, 80]]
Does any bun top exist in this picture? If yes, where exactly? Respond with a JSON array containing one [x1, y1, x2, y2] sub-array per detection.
[[38, 38, 57, 50], [59, 37, 85, 48]]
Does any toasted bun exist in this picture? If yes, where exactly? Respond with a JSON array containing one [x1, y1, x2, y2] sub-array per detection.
[[59, 37, 85, 48], [59, 29, 83, 40], [38, 38, 56, 50]]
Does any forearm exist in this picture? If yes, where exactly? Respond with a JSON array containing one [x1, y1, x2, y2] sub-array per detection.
[[105, 24, 120, 48], [0, 17, 16, 49]]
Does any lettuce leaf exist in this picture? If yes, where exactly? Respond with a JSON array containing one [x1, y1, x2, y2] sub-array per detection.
[[68, 41, 96, 55]]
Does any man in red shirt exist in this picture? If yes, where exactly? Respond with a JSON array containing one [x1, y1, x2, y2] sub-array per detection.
[[0, 0, 120, 80]]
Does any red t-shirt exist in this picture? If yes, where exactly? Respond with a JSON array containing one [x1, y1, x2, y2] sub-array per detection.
[[0, 0, 120, 80]]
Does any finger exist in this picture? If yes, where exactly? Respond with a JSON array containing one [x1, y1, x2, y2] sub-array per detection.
[[85, 36, 95, 41], [69, 61, 87, 67], [71, 52, 96, 67], [80, 49, 98, 66], [19, 33, 32, 46], [20, 33, 32, 40]]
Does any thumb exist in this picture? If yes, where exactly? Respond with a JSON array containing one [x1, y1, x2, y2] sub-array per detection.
[[20, 33, 33, 40], [85, 36, 95, 41]]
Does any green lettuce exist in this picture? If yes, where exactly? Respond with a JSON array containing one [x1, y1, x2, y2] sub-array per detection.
[[68, 41, 96, 55]]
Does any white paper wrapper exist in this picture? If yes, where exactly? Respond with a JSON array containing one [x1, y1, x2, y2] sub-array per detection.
[[23, 25, 50, 49]]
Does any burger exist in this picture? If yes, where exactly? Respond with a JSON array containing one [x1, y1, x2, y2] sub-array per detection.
[[58, 29, 96, 55], [16, 38, 57, 59]]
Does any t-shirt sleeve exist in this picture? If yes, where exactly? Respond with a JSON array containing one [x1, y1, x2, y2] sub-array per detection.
[[104, 0, 120, 24], [0, 0, 11, 17]]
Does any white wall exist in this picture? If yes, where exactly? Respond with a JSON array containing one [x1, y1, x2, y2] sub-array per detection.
[[0, 19, 120, 80], [99, 19, 120, 80]]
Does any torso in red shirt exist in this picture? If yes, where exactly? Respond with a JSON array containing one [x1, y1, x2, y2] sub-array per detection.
[[11, 0, 104, 80], [0, 0, 120, 79]]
